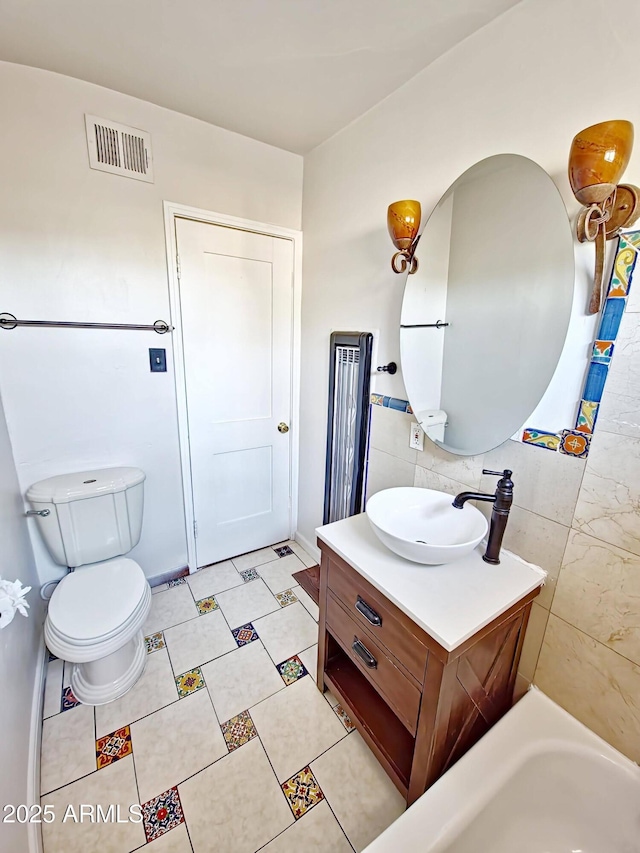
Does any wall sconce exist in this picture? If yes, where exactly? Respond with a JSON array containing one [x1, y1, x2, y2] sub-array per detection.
[[568, 120, 640, 314], [387, 200, 421, 274]]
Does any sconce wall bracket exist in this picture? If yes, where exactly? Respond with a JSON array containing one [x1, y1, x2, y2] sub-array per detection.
[[391, 247, 419, 275]]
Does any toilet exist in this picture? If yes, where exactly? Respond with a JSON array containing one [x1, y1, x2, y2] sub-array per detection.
[[27, 467, 152, 705]]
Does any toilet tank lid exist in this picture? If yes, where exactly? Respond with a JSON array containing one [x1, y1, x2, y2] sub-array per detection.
[[26, 467, 145, 504]]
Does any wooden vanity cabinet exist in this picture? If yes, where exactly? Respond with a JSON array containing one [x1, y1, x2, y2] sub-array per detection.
[[316, 541, 541, 805]]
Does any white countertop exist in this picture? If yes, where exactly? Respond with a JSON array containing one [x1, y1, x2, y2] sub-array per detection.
[[316, 513, 546, 653]]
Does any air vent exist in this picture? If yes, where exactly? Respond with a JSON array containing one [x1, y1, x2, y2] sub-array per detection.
[[85, 115, 154, 183]]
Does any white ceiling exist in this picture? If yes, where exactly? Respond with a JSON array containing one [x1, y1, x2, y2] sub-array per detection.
[[0, 0, 522, 153]]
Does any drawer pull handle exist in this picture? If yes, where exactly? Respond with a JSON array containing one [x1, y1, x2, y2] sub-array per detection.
[[355, 596, 382, 627], [352, 637, 377, 669]]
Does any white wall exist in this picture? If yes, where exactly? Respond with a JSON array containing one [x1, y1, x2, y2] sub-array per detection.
[[298, 0, 640, 546], [0, 388, 45, 853], [0, 61, 303, 585]]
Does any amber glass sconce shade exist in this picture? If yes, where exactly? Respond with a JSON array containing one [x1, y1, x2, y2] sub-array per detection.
[[387, 200, 421, 274], [568, 120, 639, 314]]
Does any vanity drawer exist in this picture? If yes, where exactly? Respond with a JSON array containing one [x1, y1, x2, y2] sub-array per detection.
[[326, 592, 421, 734], [327, 558, 429, 683]]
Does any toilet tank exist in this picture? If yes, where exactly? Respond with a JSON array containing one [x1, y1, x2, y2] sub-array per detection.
[[26, 467, 145, 568]]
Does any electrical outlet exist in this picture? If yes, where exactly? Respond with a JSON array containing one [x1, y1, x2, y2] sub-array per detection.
[[410, 422, 424, 451]]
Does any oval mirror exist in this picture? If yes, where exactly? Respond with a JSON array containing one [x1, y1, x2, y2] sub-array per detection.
[[400, 154, 575, 456]]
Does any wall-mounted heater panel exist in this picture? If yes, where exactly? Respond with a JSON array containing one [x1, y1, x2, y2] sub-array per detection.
[[85, 115, 154, 183], [323, 332, 373, 524]]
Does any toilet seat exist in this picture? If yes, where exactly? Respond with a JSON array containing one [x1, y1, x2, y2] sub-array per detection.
[[45, 557, 152, 663]]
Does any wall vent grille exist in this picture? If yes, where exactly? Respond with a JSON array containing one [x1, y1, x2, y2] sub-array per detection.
[[85, 115, 154, 183]]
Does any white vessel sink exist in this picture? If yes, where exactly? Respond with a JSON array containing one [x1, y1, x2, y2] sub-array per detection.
[[365, 487, 488, 565]]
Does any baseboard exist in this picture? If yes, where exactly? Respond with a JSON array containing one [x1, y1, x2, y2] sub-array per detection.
[[27, 638, 46, 853], [294, 531, 321, 564], [147, 565, 190, 588]]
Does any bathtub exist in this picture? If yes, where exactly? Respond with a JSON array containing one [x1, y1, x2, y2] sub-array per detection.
[[364, 687, 640, 853]]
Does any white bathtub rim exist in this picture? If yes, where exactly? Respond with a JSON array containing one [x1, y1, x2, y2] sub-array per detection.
[[363, 686, 640, 852]]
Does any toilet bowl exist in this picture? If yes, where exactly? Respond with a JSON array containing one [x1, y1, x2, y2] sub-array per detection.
[[27, 467, 152, 706], [44, 557, 152, 704]]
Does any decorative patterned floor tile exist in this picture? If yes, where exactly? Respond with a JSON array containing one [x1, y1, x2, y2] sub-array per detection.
[[277, 655, 308, 686], [60, 685, 81, 712], [220, 710, 257, 752], [96, 725, 132, 769], [168, 577, 187, 587], [142, 787, 185, 843], [195, 596, 219, 614], [276, 589, 298, 608], [281, 766, 324, 819], [232, 623, 259, 646], [175, 667, 205, 698], [333, 704, 355, 732], [240, 568, 259, 582], [145, 632, 166, 654], [274, 545, 294, 557]]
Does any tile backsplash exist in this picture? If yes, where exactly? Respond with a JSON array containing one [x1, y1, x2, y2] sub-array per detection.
[[366, 373, 640, 762]]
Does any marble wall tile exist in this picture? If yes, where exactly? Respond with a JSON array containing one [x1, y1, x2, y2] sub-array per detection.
[[369, 405, 417, 465], [596, 312, 640, 439], [413, 464, 469, 498], [518, 601, 549, 682], [416, 440, 485, 490], [552, 530, 640, 666], [535, 615, 640, 763], [573, 430, 640, 557], [495, 505, 569, 609], [481, 438, 585, 526], [366, 448, 415, 499]]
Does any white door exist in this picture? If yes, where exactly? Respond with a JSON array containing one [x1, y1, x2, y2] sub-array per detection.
[[175, 218, 294, 567]]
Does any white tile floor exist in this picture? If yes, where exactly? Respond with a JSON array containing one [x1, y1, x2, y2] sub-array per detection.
[[40, 540, 405, 852]]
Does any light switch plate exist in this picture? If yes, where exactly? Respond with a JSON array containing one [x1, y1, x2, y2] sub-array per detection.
[[410, 422, 424, 451]]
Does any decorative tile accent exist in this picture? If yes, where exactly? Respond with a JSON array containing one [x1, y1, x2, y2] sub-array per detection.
[[60, 686, 81, 712], [195, 596, 219, 614], [592, 340, 615, 363], [96, 725, 132, 769], [276, 589, 298, 608], [274, 545, 294, 557], [232, 623, 259, 647], [559, 429, 591, 458], [168, 577, 187, 587], [575, 400, 600, 435], [609, 237, 638, 296], [240, 568, 259, 583], [175, 667, 205, 698], [583, 361, 609, 403], [144, 632, 165, 654], [277, 655, 308, 686], [521, 428, 559, 451], [142, 787, 185, 843], [281, 767, 324, 819], [333, 704, 355, 732], [523, 231, 640, 460], [220, 710, 257, 752], [370, 394, 413, 415], [598, 296, 626, 342]]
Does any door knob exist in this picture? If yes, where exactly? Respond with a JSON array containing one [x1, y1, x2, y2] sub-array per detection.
[[278, 422, 290, 434]]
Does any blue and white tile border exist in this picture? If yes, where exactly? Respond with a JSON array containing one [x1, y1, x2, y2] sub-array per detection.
[[370, 393, 413, 414], [523, 229, 640, 459]]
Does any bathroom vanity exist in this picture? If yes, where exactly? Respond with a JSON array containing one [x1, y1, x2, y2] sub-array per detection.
[[315, 513, 545, 805]]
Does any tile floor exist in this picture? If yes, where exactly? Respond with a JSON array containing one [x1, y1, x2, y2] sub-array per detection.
[[40, 540, 405, 853]]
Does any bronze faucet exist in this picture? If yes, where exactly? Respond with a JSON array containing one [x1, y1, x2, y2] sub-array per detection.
[[452, 469, 514, 564]]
